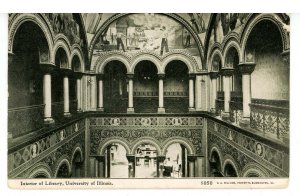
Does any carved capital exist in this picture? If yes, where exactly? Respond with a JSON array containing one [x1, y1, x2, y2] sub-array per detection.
[[209, 71, 219, 79], [189, 73, 196, 79], [158, 74, 165, 80], [126, 155, 135, 162], [157, 155, 166, 162], [8, 52, 15, 65], [127, 74, 134, 80], [73, 72, 83, 79], [220, 67, 234, 76], [238, 63, 256, 74], [61, 68, 73, 76], [187, 155, 197, 162], [39, 63, 57, 74], [96, 74, 104, 81], [281, 50, 290, 66]]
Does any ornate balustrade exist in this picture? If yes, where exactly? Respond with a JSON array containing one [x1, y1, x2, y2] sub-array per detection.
[[249, 99, 289, 141], [229, 91, 243, 124], [8, 104, 45, 138]]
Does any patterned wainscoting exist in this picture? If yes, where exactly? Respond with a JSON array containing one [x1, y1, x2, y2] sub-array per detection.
[[207, 119, 289, 177], [8, 119, 86, 178], [89, 116, 204, 156]]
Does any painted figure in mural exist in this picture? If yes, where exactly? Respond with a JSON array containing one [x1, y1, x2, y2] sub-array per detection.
[[160, 26, 169, 56], [184, 30, 191, 48], [116, 32, 126, 52]]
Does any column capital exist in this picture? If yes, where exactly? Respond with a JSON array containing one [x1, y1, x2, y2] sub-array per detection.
[[96, 73, 104, 80], [126, 154, 135, 162], [157, 155, 166, 162], [189, 73, 196, 79], [8, 52, 15, 65], [39, 63, 57, 74], [220, 67, 234, 76], [281, 50, 290, 66], [187, 155, 198, 162], [158, 74, 165, 80], [73, 72, 83, 79], [209, 71, 219, 79], [61, 68, 73, 76], [127, 73, 134, 79], [238, 63, 256, 74]]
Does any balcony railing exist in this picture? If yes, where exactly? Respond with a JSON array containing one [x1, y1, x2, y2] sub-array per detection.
[[8, 104, 45, 138], [229, 91, 243, 124], [249, 99, 289, 141], [70, 99, 78, 114], [52, 101, 64, 123]]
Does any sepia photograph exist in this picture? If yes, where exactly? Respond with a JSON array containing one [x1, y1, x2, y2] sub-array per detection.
[[6, 13, 290, 188]]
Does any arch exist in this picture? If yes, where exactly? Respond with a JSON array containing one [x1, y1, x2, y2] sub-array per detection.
[[222, 156, 240, 177], [54, 155, 72, 177], [71, 45, 85, 72], [71, 145, 84, 164], [96, 55, 131, 74], [8, 13, 54, 63], [26, 162, 53, 178], [240, 13, 289, 63], [209, 48, 223, 71], [131, 54, 162, 74], [162, 54, 195, 74], [99, 138, 131, 156], [52, 36, 72, 68], [88, 13, 205, 67], [209, 146, 223, 170], [162, 137, 195, 155], [131, 137, 162, 155], [242, 162, 269, 177], [222, 39, 242, 65]]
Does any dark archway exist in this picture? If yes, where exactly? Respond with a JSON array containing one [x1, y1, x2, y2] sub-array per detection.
[[56, 162, 70, 178], [71, 151, 84, 178], [245, 20, 288, 101], [103, 60, 128, 113], [8, 21, 48, 138], [224, 163, 238, 177], [134, 60, 158, 113], [209, 151, 222, 177], [164, 60, 189, 113]]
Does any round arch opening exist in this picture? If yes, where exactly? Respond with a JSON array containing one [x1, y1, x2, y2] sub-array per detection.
[[209, 150, 222, 177], [245, 20, 288, 101], [103, 60, 128, 113], [104, 143, 129, 178], [135, 143, 158, 178], [133, 60, 159, 113], [56, 162, 70, 178], [71, 150, 84, 178], [164, 60, 189, 113], [224, 162, 238, 177]]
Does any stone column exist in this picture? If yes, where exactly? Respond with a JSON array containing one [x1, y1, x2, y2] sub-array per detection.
[[97, 74, 104, 112], [61, 69, 73, 117], [220, 68, 234, 121], [96, 156, 106, 178], [126, 155, 135, 178], [195, 75, 201, 110], [74, 72, 83, 112], [127, 74, 134, 113], [188, 74, 195, 112], [157, 156, 166, 178], [158, 74, 165, 113], [209, 72, 219, 113], [187, 155, 197, 177], [238, 63, 256, 126], [40, 64, 56, 124], [90, 74, 97, 111]]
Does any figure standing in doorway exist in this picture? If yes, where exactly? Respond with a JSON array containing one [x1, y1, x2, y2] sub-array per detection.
[[116, 32, 126, 52], [160, 26, 169, 56]]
